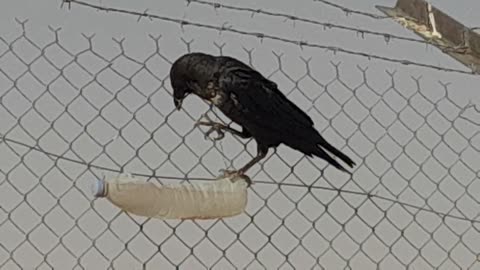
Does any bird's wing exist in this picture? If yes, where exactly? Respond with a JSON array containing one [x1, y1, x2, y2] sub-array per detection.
[[218, 61, 355, 170], [220, 65, 314, 131]]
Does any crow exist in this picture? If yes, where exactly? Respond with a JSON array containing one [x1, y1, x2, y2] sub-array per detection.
[[170, 52, 355, 184]]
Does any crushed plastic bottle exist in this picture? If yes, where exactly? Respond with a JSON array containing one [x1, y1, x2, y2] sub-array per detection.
[[92, 174, 248, 220]]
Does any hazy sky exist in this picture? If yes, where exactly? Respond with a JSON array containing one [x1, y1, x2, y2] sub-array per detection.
[[1, 0, 480, 269]]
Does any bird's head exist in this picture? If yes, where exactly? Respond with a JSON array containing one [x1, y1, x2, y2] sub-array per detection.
[[170, 55, 192, 111], [170, 78, 190, 111], [169, 52, 214, 111]]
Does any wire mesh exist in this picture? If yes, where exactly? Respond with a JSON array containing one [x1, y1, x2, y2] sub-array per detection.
[[0, 20, 480, 270]]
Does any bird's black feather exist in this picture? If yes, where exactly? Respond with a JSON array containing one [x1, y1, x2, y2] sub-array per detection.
[[170, 53, 356, 173]]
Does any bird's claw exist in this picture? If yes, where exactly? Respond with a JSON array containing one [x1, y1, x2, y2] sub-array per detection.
[[195, 117, 226, 141], [219, 169, 252, 186], [205, 124, 225, 141], [195, 113, 213, 126]]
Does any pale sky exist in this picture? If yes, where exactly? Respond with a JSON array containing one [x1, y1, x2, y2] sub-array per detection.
[[1, 0, 480, 269]]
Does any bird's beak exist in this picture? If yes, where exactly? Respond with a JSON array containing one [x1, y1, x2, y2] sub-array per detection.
[[174, 98, 183, 111]]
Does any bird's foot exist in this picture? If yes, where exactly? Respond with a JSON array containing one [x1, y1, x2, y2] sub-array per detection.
[[219, 169, 252, 186], [195, 115, 226, 141], [195, 121, 225, 141]]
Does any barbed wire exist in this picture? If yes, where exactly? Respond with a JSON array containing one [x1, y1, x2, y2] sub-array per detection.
[[314, 0, 480, 35], [459, 104, 480, 126], [313, 0, 389, 19], [2, 133, 480, 225], [63, 0, 477, 76], [187, 0, 466, 53]]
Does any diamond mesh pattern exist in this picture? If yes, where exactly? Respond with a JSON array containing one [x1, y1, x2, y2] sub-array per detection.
[[0, 23, 480, 270]]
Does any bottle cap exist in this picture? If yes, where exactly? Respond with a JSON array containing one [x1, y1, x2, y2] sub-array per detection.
[[92, 178, 106, 197]]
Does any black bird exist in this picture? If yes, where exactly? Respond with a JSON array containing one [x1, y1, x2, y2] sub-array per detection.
[[170, 52, 355, 184]]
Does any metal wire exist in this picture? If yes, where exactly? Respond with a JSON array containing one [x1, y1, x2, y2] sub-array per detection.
[[3, 133, 480, 225], [313, 0, 389, 19], [1, 11, 480, 270], [187, 0, 467, 53], [65, 0, 477, 76]]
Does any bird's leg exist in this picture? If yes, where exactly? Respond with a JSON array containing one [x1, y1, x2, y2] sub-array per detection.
[[220, 146, 268, 186], [236, 148, 268, 174], [195, 114, 251, 141]]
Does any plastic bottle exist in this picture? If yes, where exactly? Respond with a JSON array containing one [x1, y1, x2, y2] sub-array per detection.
[[92, 174, 248, 220]]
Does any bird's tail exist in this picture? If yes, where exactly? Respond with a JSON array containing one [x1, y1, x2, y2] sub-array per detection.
[[318, 137, 355, 167], [310, 135, 356, 173], [285, 128, 356, 173]]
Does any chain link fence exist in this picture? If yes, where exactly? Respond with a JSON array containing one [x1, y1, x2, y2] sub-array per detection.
[[1, 21, 480, 270]]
